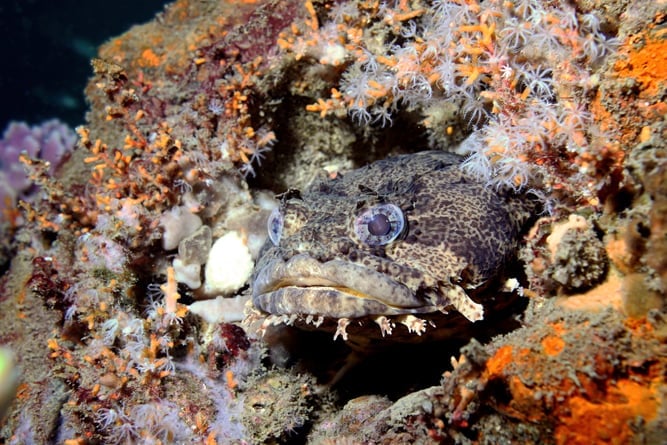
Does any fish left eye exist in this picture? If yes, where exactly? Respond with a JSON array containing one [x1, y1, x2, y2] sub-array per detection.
[[354, 203, 405, 246], [267, 207, 284, 246]]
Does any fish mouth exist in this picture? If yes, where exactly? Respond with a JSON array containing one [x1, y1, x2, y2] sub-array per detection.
[[251, 254, 435, 319]]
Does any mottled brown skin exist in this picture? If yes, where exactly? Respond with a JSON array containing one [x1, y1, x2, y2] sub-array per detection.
[[248, 151, 537, 343]]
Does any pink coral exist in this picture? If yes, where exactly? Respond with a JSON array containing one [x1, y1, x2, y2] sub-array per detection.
[[0, 119, 75, 214]]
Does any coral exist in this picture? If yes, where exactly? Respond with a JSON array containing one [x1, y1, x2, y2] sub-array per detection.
[[158, 205, 202, 251], [0, 119, 76, 258], [177, 225, 212, 266], [474, 306, 665, 444], [0, 120, 75, 200], [241, 369, 320, 443], [96, 400, 193, 443], [276, 0, 622, 204], [549, 222, 608, 292], [311, 394, 392, 441], [172, 257, 201, 289], [522, 214, 610, 294], [0, 0, 665, 443], [314, 305, 666, 444]]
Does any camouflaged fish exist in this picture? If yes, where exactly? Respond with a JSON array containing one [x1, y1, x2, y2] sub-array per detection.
[[245, 151, 536, 344]]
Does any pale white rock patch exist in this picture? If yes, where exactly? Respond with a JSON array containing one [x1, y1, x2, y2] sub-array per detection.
[[204, 231, 254, 295]]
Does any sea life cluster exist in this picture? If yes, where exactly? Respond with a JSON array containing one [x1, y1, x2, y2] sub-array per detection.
[[279, 0, 622, 202], [0, 0, 665, 443]]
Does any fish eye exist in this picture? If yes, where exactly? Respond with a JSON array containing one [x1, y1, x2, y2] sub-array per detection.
[[267, 207, 284, 246], [354, 203, 405, 246]]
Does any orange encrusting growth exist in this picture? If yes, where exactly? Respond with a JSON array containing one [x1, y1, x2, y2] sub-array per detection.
[[479, 315, 663, 444], [540, 334, 565, 356], [614, 31, 667, 98], [555, 379, 660, 445]]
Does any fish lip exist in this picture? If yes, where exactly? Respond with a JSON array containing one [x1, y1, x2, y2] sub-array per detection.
[[251, 254, 428, 317], [253, 286, 422, 318]]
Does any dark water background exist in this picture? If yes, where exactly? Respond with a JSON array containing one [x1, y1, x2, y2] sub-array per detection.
[[0, 0, 171, 130]]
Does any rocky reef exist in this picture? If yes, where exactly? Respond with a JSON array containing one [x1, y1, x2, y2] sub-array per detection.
[[0, 0, 666, 443]]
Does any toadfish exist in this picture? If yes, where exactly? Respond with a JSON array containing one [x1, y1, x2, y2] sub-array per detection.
[[245, 151, 537, 346]]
